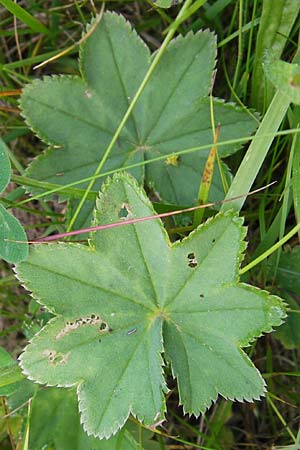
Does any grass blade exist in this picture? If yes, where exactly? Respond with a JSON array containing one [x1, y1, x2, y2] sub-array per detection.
[[0, 0, 50, 35]]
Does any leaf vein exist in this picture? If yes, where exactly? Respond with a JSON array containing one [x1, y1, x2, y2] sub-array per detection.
[[104, 21, 140, 142], [25, 261, 152, 311], [143, 50, 205, 143], [165, 225, 230, 308], [94, 328, 149, 431]]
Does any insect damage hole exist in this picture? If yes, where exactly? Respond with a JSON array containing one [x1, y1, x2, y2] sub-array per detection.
[[187, 252, 198, 268], [99, 322, 109, 333], [56, 314, 109, 339], [118, 203, 132, 220], [42, 350, 70, 365]]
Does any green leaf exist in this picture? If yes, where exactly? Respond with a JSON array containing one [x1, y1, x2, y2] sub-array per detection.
[[264, 52, 300, 105], [0, 348, 22, 396], [250, 0, 300, 110], [29, 387, 154, 450], [0, 346, 35, 419], [272, 245, 300, 294], [0, 139, 28, 262], [0, 203, 28, 263], [274, 295, 300, 349], [0, 0, 50, 35], [7, 377, 37, 411], [16, 173, 285, 439], [0, 138, 11, 193], [152, 0, 183, 8], [269, 245, 300, 349], [20, 12, 257, 214], [0, 363, 25, 395]]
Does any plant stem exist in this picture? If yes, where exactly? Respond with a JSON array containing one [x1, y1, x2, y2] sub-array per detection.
[[221, 90, 290, 213], [240, 222, 300, 274]]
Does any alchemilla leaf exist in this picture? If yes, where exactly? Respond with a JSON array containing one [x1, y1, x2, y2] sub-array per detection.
[[16, 173, 285, 439], [0, 139, 28, 263], [0, 204, 28, 264], [0, 138, 11, 194], [29, 387, 157, 450], [20, 12, 258, 219]]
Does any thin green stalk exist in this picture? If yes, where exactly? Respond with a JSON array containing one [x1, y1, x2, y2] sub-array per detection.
[[239, 222, 300, 274], [0, 0, 50, 34], [273, 128, 298, 273], [267, 395, 296, 442], [12, 128, 300, 207], [3, 67, 32, 84], [221, 90, 291, 213], [292, 129, 300, 240], [164, 0, 209, 32], [250, 0, 300, 111], [0, 49, 76, 71], [5, 145, 24, 174], [221, 35, 259, 123], [242, 0, 258, 100], [232, 0, 243, 92], [67, 0, 197, 232], [131, 416, 215, 450], [20, 399, 31, 450], [204, 0, 233, 21], [253, 196, 293, 259], [257, 128, 281, 242], [222, 8, 300, 215], [217, 17, 260, 48], [11, 174, 97, 201]]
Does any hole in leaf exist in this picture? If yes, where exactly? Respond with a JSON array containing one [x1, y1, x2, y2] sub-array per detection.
[[99, 322, 109, 332], [42, 350, 70, 365], [187, 252, 198, 268], [118, 203, 132, 219], [56, 314, 108, 339], [200, 294, 204, 298], [212, 238, 216, 243]]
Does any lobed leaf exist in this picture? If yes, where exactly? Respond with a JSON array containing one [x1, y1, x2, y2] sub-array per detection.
[[0, 347, 21, 396], [269, 245, 300, 349], [29, 387, 157, 450], [0, 138, 28, 263], [0, 139, 11, 193], [152, 0, 183, 8], [0, 204, 28, 263], [20, 12, 258, 221], [264, 52, 300, 105], [274, 295, 300, 349], [16, 172, 285, 439]]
